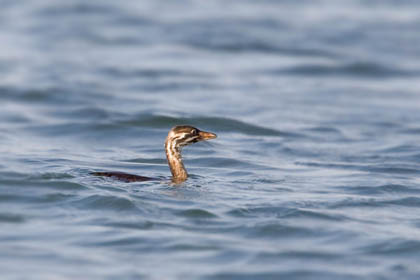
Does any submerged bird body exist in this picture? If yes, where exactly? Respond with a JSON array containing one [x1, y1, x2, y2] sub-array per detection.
[[92, 125, 216, 183]]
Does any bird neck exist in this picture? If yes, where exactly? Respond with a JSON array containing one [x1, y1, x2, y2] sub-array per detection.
[[165, 137, 188, 183]]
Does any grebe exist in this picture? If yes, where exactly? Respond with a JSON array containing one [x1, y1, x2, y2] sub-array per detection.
[[92, 125, 217, 183]]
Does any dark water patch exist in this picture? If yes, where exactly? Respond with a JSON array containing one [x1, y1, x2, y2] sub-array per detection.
[[331, 197, 420, 209], [267, 62, 418, 78], [104, 221, 154, 230], [29, 172, 75, 180], [377, 144, 420, 154], [304, 126, 342, 133], [110, 13, 155, 27], [25, 121, 153, 139], [73, 194, 137, 211], [123, 158, 166, 165], [295, 161, 362, 171], [338, 184, 420, 195], [38, 2, 118, 17], [227, 206, 345, 222], [203, 271, 359, 280], [26, 123, 93, 137], [0, 192, 75, 205], [0, 194, 23, 202], [382, 197, 420, 207], [51, 106, 115, 121], [0, 213, 25, 224], [0, 87, 74, 105], [135, 80, 219, 92], [227, 206, 293, 218], [0, 112, 31, 124], [0, 171, 30, 180], [83, 31, 146, 46], [360, 239, 420, 256], [295, 161, 420, 175], [177, 18, 338, 58], [99, 66, 210, 79], [176, 208, 218, 219], [254, 250, 341, 262], [0, 179, 87, 191], [329, 198, 384, 209], [300, 126, 349, 142], [41, 193, 77, 203], [195, 157, 273, 170], [365, 165, 419, 175], [371, 121, 401, 129], [219, 170, 254, 178], [244, 222, 316, 238], [163, 242, 220, 252], [14, 89, 56, 102], [281, 209, 347, 222], [189, 39, 337, 58], [250, 177, 287, 185], [401, 127, 420, 135], [83, 236, 150, 248]]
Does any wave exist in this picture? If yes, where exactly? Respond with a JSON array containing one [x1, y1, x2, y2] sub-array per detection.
[[265, 62, 419, 78], [73, 194, 137, 211], [120, 114, 300, 137]]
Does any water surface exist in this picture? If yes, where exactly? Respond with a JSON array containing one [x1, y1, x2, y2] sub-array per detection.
[[1, 1, 420, 279]]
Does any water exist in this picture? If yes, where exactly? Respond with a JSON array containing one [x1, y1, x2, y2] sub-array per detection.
[[1, 0, 420, 279]]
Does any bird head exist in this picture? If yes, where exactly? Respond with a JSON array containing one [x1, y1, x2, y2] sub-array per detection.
[[166, 125, 217, 148]]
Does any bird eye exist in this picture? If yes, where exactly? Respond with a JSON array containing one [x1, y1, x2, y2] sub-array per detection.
[[191, 129, 198, 135]]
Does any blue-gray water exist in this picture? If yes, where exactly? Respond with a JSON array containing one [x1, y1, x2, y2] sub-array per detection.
[[1, 1, 420, 279]]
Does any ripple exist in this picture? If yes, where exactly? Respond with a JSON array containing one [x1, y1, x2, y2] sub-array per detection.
[[0, 213, 25, 224], [330, 197, 420, 209], [273, 62, 419, 78], [88, 236, 148, 247], [99, 66, 210, 79], [163, 242, 220, 252], [0, 178, 88, 191], [401, 127, 420, 135], [226, 206, 293, 218], [203, 271, 358, 280], [254, 250, 341, 262], [51, 106, 114, 121], [295, 161, 420, 175], [281, 209, 347, 222], [38, 2, 117, 17], [365, 165, 419, 175], [0, 87, 77, 105], [360, 239, 420, 256], [176, 208, 218, 219], [123, 158, 165, 164], [266, 62, 418, 78], [104, 221, 154, 230], [378, 144, 419, 154], [304, 126, 343, 134], [382, 197, 420, 207], [249, 223, 314, 238], [189, 40, 338, 58], [74, 194, 137, 211], [196, 157, 273, 170], [29, 172, 75, 180], [227, 206, 346, 222], [339, 184, 420, 195]]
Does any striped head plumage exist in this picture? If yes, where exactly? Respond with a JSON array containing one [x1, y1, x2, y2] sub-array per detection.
[[166, 125, 217, 148]]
